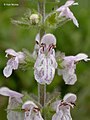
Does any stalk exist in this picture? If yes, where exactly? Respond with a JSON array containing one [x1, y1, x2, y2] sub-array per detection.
[[38, 0, 46, 119]]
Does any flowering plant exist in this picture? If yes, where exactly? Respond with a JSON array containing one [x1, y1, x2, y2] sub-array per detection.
[[0, 0, 90, 120]]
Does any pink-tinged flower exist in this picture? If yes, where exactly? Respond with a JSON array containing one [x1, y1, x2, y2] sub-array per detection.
[[34, 34, 57, 84], [56, 0, 79, 27], [52, 93, 77, 120], [22, 101, 44, 120], [58, 53, 89, 85], [3, 49, 25, 78]]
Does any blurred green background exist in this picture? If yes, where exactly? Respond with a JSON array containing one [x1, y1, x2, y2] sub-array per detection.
[[0, 0, 90, 120]]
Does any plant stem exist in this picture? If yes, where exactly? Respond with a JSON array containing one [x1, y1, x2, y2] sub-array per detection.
[[38, 0, 45, 37], [38, 84, 46, 107], [38, 0, 46, 119]]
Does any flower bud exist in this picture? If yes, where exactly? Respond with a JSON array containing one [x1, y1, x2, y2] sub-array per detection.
[[30, 14, 39, 25]]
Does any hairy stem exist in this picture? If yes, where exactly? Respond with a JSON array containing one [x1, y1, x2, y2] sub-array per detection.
[[38, 0, 45, 37], [38, 0, 46, 119], [38, 84, 46, 107]]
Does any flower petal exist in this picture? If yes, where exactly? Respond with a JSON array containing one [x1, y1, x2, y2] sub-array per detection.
[[64, 56, 75, 62], [75, 53, 88, 62], [0, 87, 23, 98], [52, 100, 62, 111], [65, 7, 79, 27], [56, 0, 74, 12], [3, 65, 12, 78], [7, 58, 19, 70], [7, 97, 24, 120], [63, 93, 77, 103], [41, 34, 56, 46], [5, 49, 17, 57], [49, 54, 57, 68], [22, 101, 37, 110], [65, 0, 75, 7], [63, 73, 77, 85], [34, 56, 55, 84], [34, 112, 44, 120], [56, 6, 65, 12], [17, 52, 25, 63], [52, 113, 62, 120], [35, 33, 40, 43]]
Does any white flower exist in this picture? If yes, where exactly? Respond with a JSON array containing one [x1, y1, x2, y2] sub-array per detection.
[[34, 34, 57, 84], [22, 101, 44, 120], [52, 93, 77, 120], [3, 49, 25, 78], [58, 53, 89, 85], [56, 0, 79, 27]]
